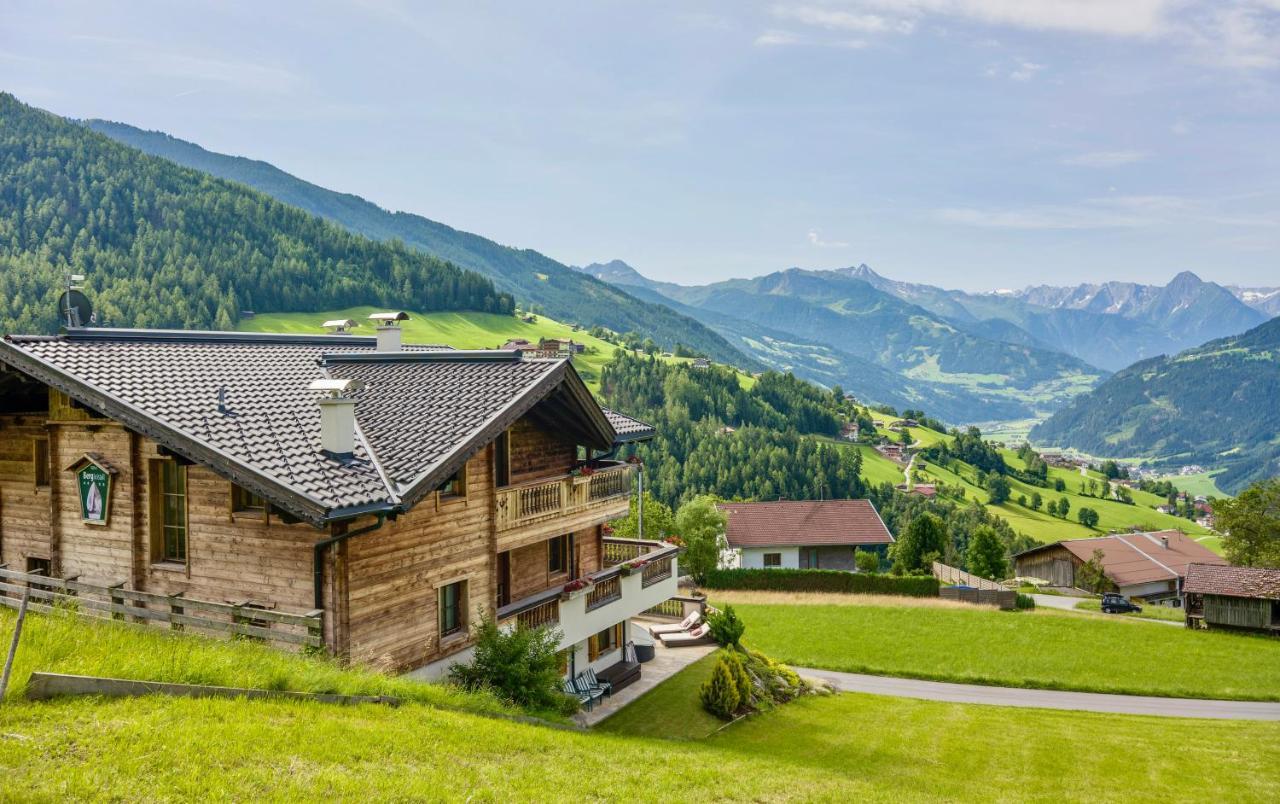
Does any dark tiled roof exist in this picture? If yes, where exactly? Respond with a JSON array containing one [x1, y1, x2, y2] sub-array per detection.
[[1185, 563, 1280, 599], [601, 408, 655, 442], [717, 499, 893, 548], [0, 329, 628, 524], [1016, 531, 1225, 586]]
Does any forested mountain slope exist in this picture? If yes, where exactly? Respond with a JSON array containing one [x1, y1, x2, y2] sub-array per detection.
[[1031, 317, 1280, 494], [84, 119, 754, 367], [0, 95, 511, 333]]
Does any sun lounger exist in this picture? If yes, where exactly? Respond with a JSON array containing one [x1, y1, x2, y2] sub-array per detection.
[[648, 610, 701, 637], [658, 623, 714, 647]]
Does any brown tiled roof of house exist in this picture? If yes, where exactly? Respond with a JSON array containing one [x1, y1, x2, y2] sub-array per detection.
[[0, 328, 642, 525], [717, 499, 893, 548], [1017, 530, 1225, 587], [601, 408, 655, 442], [1185, 563, 1280, 599]]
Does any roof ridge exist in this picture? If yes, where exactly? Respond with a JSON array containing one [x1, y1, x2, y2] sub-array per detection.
[[320, 350, 522, 364], [58, 327, 382, 346]]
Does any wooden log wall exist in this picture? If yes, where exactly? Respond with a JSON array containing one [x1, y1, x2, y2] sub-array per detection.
[[507, 418, 575, 485], [0, 414, 53, 569]]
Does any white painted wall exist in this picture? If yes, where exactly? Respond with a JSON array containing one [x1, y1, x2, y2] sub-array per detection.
[[737, 546, 800, 570]]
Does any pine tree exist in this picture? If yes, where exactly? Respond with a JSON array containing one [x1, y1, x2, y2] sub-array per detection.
[[700, 654, 742, 719]]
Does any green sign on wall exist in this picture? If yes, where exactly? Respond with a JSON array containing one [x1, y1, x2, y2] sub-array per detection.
[[76, 462, 112, 525]]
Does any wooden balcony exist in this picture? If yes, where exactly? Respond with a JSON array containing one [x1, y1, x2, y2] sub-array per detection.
[[494, 462, 635, 550]]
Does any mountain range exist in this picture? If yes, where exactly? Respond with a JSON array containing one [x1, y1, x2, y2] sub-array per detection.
[[82, 119, 754, 368], [1031, 316, 1280, 494]]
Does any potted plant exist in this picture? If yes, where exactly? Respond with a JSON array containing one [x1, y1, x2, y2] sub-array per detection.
[[561, 578, 592, 600], [619, 559, 647, 576]]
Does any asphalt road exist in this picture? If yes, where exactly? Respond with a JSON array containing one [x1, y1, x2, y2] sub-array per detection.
[[797, 668, 1280, 720]]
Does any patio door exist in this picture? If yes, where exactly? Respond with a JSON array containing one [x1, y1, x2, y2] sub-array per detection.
[[799, 548, 819, 569]]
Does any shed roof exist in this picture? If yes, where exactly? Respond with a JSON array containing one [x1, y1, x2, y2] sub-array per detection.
[[1184, 563, 1280, 600], [1015, 531, 1225, 587], [717, 499, 893, 548], [0, 328, 642, 526]]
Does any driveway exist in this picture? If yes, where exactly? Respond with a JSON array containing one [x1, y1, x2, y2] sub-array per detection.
[[796, 668, 1280, 720], [1032, 594, 1181, 626]]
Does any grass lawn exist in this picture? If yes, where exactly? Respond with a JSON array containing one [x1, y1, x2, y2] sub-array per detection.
[[241, 306, 755, 392], [1073, 599, 1187, 623], [823, 439, 907, 487], [1162, 470, 1228, 499], [718, 597, 1280, 700], [3, 609, 1278, 801], [599, 657, 1280, 803]]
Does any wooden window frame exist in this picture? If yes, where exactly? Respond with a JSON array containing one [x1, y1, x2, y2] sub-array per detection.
[[438, 579, 468, 640], [548, 534, 569, 576], [230, 483, 267, 519], [32, 437, 50, 488], [588, 622, 624, 662], [438, 465, 468, 502], [763, 552, 782, 568], [494, 430, 511, 488], [149, 459, 188, 567]]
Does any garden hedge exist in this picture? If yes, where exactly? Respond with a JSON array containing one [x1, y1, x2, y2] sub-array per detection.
[[700, 569, 939, 597]]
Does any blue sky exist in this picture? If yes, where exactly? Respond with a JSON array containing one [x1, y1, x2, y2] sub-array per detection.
[[3, 1, 1279, 290]]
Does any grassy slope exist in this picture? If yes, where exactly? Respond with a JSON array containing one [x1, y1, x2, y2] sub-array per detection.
[[240, 306, 755, 392], [5, 612, 1276, 802], [1163, 470, 1228, 498], [599, 657, 1280, 804], [722, 599, 1280, 700]]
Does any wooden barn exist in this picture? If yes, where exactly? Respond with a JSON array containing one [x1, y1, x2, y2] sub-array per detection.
[[0, 317, 674, 683], [1184, 563, 1280, 634]]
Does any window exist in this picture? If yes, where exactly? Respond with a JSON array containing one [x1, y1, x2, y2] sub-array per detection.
[[763, 552, 782, 568], [438, 466, 467, 500], [150, 460, 188, 564], [494, 430, 511, 488], [588, 622, 624, 661], [32, 438, 50, 487], [548, 534, 569, 575], [26, 556, 50, 577], [438, 580, 467, 638], [231, 483, 266, 515]]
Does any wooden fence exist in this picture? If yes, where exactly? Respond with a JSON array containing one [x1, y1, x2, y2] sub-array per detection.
[[0, 566, 323, 649], [939, 586, 1017, 610], [931, 561, 1005, 592]]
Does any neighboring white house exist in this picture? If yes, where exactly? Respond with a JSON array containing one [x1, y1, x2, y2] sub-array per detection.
[[717, 499, 894, 571]]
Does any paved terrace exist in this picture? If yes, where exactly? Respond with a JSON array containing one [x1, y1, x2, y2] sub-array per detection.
[[576, 621, 717, 727]]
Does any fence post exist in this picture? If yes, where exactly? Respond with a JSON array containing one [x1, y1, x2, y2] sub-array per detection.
[[0, 583, 32, 700], [169, 592, 184, 632], [305, 609, 324, 654], [108, 582, 126, 621]]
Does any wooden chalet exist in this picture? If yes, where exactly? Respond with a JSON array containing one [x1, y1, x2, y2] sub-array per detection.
[[0, 318, 676, 682], [1184, 563, 1280, 634], [1013, 531, 1224, 603]]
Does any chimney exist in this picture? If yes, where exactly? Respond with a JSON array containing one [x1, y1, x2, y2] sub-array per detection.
[[309, 378, 365, 458], [1161, 536, 1169, 549], [368, 311, 409, 351]]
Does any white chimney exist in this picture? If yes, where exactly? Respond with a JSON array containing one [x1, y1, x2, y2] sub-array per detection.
[[309, 378, 365, 458], [1161, 536, 1169, 549], [368, 311, 409, 352]]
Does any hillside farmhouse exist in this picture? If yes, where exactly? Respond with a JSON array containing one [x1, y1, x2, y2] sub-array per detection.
[[0, 316, 675, 683], [1013, 531, 1225, 604], [1184, 563, 1280, 634], [717, 499, 894, 571]]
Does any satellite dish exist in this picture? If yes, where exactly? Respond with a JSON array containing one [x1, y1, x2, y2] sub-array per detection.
[[57, 289, 93, 328]]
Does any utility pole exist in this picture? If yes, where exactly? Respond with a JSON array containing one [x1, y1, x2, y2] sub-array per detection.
[[636, 464, 644, 539]]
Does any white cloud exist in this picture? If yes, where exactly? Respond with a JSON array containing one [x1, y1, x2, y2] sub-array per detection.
[[1063, 150, 1148, 167], [808, 229, 851, 247], [764, 2, 1280, 71], [755, 29, 803, 46], [1008, 59, 1045, 80], [772, 5, 915, 35]]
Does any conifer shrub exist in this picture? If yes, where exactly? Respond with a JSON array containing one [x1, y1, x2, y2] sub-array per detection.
[[706, 604, 746, 647], [449, 618, 578, 716], [699, 653, 742, 719]]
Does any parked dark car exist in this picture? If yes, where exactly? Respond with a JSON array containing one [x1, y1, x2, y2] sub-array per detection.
[[1100, 593, 1142, 614]]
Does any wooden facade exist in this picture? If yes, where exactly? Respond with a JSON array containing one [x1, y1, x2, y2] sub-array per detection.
[[0, 383, 633, 672]]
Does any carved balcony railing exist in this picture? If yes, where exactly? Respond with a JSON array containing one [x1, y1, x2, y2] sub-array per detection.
[[494, 462, 634, 534]]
